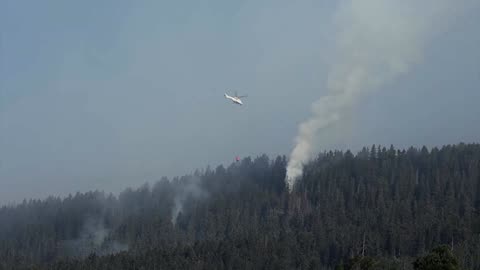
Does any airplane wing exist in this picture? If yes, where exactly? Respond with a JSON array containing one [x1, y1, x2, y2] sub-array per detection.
[[238, 95, 248, 98]]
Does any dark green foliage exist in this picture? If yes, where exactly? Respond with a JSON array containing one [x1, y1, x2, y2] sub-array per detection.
[[413, 245, 460, 270], [0, 143, 479, 269]]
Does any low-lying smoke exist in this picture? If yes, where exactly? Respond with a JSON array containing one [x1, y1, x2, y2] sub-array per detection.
[[171, 176, 208, 225], [62, 217, 128, 257], [286, 0, 476, 190]]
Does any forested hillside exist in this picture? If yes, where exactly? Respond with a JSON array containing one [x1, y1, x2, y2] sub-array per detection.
[[1, 143, 479, 269]]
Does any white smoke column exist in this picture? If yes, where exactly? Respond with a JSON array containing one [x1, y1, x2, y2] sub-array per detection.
[[286, 0, 476, 190]]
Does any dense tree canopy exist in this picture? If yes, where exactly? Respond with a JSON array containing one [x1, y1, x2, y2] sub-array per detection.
[[413, 245, 460, 270], [1, 143, 479, 269]]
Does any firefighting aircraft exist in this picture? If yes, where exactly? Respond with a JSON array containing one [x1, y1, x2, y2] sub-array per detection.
[[224, 91, 247, 105]]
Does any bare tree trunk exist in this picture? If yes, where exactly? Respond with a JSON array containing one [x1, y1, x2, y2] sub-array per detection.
[[362, 232, 366, 257], [451, 235, 454, 251]]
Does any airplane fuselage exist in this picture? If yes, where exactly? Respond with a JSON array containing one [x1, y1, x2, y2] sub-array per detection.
[[224, 93, 243, 105]]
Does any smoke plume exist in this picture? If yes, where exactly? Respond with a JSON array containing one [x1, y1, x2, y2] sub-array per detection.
[[171, 176, 208, 225], [62, 217, 128, 257], [286, 0, 476, 190]]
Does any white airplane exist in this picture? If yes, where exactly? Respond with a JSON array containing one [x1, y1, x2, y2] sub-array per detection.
[[224, 91, 247, 105]]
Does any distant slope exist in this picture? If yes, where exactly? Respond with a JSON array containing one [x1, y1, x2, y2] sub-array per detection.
[[1, 143, 479, 269]]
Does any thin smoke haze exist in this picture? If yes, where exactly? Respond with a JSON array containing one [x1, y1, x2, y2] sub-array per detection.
[[61, 217, 128, 257], [171, 176, 208, 225], [286, 0, 477, 190]]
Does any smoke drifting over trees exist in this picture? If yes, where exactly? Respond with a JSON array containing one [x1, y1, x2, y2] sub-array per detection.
[[1, 144, 480, 269], [61, 217, 128, 258], [171, 176, 208, 225]]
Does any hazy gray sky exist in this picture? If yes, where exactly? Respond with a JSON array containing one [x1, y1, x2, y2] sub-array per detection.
[[1, 0, 479, 204]]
